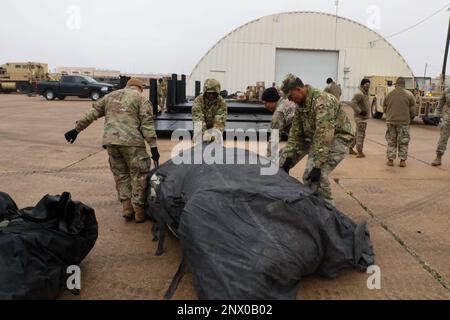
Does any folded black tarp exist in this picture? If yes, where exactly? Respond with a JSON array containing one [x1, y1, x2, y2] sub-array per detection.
[[146, 145, 375, 300], [0, 192, 98, 300]]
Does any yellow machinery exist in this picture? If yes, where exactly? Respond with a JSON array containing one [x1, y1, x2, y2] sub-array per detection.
[[366, 75, 441, 125], [0, 62, 49, 94]]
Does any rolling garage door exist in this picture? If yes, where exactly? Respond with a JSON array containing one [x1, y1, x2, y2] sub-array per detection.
[[275, 49, 339, 89]]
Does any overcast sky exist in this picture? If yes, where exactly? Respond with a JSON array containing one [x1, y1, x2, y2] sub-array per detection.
[[1, 0, 449, 77]]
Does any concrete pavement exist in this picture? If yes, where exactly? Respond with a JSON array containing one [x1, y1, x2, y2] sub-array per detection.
[[0, 93, 448, 299]]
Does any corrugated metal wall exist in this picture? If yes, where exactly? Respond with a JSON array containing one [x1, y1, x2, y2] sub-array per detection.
[[187, 11, 414, 101]]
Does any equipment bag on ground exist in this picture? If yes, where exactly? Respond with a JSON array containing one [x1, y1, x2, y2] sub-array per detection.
[[0, 192, 98, 299], [146, 145, 375, 300]]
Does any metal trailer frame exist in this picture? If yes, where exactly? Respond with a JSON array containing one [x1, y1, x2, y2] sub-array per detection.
[[150, 74, 272, 137]]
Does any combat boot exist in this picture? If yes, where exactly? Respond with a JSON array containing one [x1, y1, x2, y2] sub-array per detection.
[[121, 199, 134, 220], [432, 154, 442, 166], [356, 145, 365, 158], [399, 160, 407, 167], [387, 160, 394, 167], [349, 148, 357, 155], [134, 204, 147, 224]]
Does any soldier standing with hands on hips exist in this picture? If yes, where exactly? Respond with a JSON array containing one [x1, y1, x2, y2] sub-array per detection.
[[349, 78, 371, 158]]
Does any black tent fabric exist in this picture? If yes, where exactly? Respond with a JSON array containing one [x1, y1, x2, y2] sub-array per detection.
[[146, 145, 375, 300], [0, 192, 98, 300]]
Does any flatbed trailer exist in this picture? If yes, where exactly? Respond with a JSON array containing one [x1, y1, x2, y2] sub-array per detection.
[[150, 74, 272, 137]]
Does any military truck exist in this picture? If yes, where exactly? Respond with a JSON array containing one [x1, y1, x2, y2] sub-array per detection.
[[0, 62, 49, 94], [366, 75, 441, 125]]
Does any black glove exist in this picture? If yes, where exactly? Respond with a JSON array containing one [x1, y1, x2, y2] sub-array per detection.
[[360, 110, 367, 117], [64, 129, 78, 144], [150, 147, 160, 162], [282, 158, 293, 174], [307, 167, 321, 183]]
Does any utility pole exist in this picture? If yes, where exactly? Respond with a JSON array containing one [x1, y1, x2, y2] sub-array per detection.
[[441, 12, 450, 89], [424, 63, 428, 78], [334, 0, 339, 50]]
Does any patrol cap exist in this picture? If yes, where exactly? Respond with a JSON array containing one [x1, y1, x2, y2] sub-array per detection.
[[204, 79, 221, 94], [281, 73, 304, 98], [126, 78, 144, 90]]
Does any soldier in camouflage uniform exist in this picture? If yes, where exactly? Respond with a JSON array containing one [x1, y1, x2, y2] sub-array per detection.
[[382, 77, 416, 167], [280, 74, 354, 203], [157, 78, 168, 112], [64, 78, 160, 223], [324, 78, 342, 101], [349, 79, 371, 158], [261, 87, 297, 158], [432, 87, 450, 166], [191, 79, 228, 142]]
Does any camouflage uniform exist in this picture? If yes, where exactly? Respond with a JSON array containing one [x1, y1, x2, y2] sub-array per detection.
[[157, 80, 168, 112], [383, 87, 416, 161], [267, 98, 297, 158], [324, 81, 342, 100], [280, 82, 354, 201], [349, 87, 370, 151], [75, 87, 157, 206], [192, 79, 227, 138], [435, 88, 450, 156], [385, 125, 411, 161]]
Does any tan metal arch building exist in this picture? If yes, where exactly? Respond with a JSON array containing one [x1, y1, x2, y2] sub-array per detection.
[[187, 11, 414, 101]]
